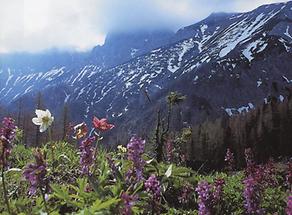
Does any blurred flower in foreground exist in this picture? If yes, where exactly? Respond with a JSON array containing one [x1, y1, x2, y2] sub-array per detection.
[[73, 122, 88, 139], [23, 149, 48, 195], [32, 109, 54, 132], [92, 116, 114, 131]]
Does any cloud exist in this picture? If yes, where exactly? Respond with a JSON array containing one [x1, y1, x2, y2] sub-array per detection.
[[233, 0, 285, 12], [0, 0, 286, 53]]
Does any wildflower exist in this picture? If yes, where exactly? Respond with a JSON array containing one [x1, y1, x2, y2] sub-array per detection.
[[0, 117, 17, 214], [196, 181, 213, 215], [145, 174, 161, 202], [213, 178, 225, 203], [286, 195, 292, 215], [126, 137, 145, 182], [286, 162, 292, 187], [32, 109, 54, 132], [224, 148, 235, 171], [243, 176, 264, 215], [23, 149, 48, 195], [79, 136, 96, 175], [117, 145, 127, 153], [0, 117, 17, 168], [245, 148, 256, 176], [120, 192, 137, 215], [107, 155, 118, 176], [85, 183, 93, 193], [92, 116, 114, 131], [261, 160, 277, 187], [73, 122, 88, 139], [178, 183, 194, 204]]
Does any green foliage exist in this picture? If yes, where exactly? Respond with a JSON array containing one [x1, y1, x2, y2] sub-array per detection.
[[0, 139, 289, 214], [262, 187, 287, 214], [222, 172, 245, 214]]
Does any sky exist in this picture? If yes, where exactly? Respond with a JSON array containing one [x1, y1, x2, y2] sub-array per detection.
[[0, 0, 286, 53]]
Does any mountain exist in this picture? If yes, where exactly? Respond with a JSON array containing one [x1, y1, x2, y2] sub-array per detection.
[[1, 1, 292, 142], [90, 30, 175, 67]]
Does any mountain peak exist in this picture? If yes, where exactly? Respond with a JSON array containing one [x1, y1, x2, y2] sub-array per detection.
[[207, 12, 238, 18], [90, 29, 175, 67], [103, 29, 174, 47]]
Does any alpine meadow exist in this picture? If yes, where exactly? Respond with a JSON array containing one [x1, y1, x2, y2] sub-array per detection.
[[0, 1, 292, 214]]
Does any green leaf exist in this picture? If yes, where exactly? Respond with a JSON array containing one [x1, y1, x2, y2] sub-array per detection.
[[165, 164, 173, 178], [51, 184, 70, 202], [88, 175, 100, 193], [133, 182, 144, 195], [90, 197, 120, 212]]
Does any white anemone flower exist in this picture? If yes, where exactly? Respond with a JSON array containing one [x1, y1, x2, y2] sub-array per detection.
[[32, 109, 54, 133]]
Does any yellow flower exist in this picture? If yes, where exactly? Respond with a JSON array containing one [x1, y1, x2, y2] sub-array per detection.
[[117, 145, 127, 153]]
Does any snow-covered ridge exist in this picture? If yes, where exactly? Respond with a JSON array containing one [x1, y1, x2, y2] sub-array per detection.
[[0, 1, 291, 122]]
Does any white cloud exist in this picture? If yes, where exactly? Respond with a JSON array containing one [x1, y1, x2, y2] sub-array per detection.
[[233, 0, 286, 12], [0, 0, 286, 53]]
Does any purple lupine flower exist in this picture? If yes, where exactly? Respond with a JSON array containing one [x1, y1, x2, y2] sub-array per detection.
[[126, 137, 145, 183], [213, 178, 225, 203], [79, 136, 96, 175], [120, 192, 137, 215], [107, 155, 118, 176], [252, 165, 265, 183], [243, 176, 264, 215], [245, 148, 256, 176], [23, 149, 48, 195], [286, 162, 292, 187], [261, 160, 277, 187], [224, 148, 234, 171], [286, 195, 292, 215], [178, 183, 194, 204], [0, 117, 17, 168], [145, 174, 161, 202], [196, 181, 213, 215]]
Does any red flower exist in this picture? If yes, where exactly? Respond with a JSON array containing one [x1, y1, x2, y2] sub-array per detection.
[[92, 117, 114, 131]]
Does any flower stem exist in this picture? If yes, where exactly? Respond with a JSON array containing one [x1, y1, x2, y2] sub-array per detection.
[[40, 187, 49, 215], [48, 128, 55, 169], [92, 138, 100, 175], [1, 166, 11, 214]]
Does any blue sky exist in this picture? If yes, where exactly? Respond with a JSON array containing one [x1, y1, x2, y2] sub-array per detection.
[[0, 0, 286, 53]]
